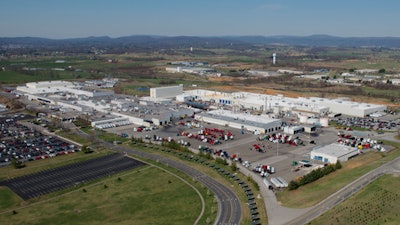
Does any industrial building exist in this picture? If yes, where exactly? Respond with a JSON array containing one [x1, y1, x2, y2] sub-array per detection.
[[184, 89, 386, 118], [311, 143, 359, 164], [17, 81, 114, 98], [195, 110, 282, 134], [150, 86, 183, 99], [15, 81, 389, 135], [165, 66, 217, 75], [314, 97, 387, 118]]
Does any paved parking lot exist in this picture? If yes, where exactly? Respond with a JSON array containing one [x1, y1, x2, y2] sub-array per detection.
[[105, 121, 342, 184], [0, 153, 146, 200], [104, 116, 399, 187], [0, 114, 80, 165]]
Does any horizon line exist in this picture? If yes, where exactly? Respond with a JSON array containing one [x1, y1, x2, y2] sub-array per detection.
[[2, 34, 400, 40]]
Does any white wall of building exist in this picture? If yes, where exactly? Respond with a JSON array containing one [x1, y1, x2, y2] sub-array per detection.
[[150, 86, 183, 99]]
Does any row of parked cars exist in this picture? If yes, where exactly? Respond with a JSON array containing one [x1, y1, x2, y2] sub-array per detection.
[[0, 115, 80, 166], [332, 116, 399, 130]]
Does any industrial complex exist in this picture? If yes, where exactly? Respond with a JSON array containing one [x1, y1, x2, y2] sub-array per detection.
[[7, 79, 396, 197], [15, 81, 388, 132], [2, 78, 399, 225]]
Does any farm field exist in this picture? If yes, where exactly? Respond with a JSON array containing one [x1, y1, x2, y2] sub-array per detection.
[[309, 174, 400, 225]]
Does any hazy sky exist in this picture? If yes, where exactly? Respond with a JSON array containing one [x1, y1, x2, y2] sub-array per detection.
[[1, 0, 399, 38]]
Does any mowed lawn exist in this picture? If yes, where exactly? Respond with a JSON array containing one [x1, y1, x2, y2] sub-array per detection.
[[277, 146, 400, 208], [0, 166, 204, 225], [310, 174, 400, 225]]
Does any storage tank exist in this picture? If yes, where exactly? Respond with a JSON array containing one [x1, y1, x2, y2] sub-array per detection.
[[320, 118, 329, 127]]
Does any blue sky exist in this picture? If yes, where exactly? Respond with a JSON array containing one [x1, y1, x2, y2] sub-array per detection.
[[1, 0, 399, 38]]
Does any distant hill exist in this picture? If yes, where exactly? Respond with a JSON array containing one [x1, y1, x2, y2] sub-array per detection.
[[225, 35, 400, 48], [1, 35, 400, 53]]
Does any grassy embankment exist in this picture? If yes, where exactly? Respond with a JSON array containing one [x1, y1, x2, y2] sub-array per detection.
[[0, 166, 209, 225], [128, 141, 268, 225], [310, 174, 400, 225]]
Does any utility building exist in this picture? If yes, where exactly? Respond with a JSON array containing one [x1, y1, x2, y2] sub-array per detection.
[[311, 143, 359, 164]]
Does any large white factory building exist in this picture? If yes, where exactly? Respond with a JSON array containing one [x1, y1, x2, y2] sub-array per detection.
[[195, 109, 282, 134], [184, 89, 386, 118]]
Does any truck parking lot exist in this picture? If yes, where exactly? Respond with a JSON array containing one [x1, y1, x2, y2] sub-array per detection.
[[104, 118, 375, 187], [103, 108, 399, 188]]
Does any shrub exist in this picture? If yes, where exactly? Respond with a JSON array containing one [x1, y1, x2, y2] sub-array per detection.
[[290, 162, 342, 190], [230, 162, 237, 172], [215, 158, 228, 165], [335, 160, 342, 170], [11, 158, 25, 169], [288, 180, 300, 190]]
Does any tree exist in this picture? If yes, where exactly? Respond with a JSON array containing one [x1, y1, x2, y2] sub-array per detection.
[[230, 162, 237, 172], [81, 145, 93, 154], [379, 68, 386, 74], [288, 180, 299, 190], [335, 160, 342, 170], [11, 158, 25, 169]]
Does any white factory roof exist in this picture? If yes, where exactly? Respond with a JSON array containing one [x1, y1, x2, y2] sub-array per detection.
[[312, 143, 358, 158], [185, 89, 385, 117], [205, 110, 281, 128]]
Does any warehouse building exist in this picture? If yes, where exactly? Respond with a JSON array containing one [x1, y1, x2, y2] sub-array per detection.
[[17, 80, 114, 98], [184, 89, 386, 118], [150, 86, 183, 99], [311, 143, 359, 164], [195, 109, 282, 134], [165, 66, 216, 75], [26, 80, 74, 89], [315, 97, 387, 117]]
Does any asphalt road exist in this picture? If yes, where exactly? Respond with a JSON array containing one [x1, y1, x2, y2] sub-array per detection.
[[285, 156, 400, 225], [70, 124, 242, 225], [107, 142, 242, 225], [42, 123, 242, 225]]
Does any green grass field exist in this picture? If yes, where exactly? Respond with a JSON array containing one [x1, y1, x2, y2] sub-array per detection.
[[129, 142, 268, 225], [310, 174, 400, 225], [55, 130, 93, 146], [0, 166, 210, 225], [276, 143, 400, 208]]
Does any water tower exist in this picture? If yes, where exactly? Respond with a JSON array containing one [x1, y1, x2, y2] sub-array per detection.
[[272, 53, 276, 65]]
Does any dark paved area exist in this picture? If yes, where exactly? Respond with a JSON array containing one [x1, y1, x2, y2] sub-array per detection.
[[0, 153, 146, 200]]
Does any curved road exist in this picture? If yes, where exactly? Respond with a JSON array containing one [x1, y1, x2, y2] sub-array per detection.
[[108, 143, 242, 225], [75, 127, 242, 225]]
